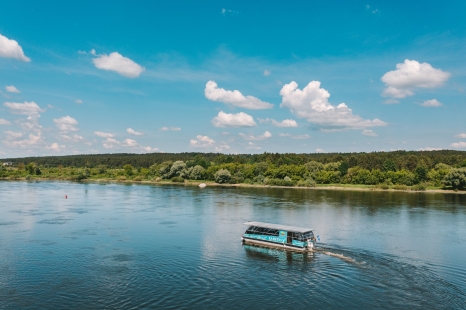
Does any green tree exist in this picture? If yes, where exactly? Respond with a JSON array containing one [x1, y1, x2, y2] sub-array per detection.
[[214, 169, 231, 184], [382, 159, 397, 172], [339, 161, 349, 176], [442, 168, 466, 190], [123, 164, 134, 176], [189, 165, 206, 180]]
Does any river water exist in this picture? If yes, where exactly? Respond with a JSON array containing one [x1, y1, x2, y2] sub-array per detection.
[[0, 181, 465, 309]]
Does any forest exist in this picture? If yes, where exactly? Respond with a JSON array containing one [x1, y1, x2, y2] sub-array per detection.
[[2, 150, 466, 190]]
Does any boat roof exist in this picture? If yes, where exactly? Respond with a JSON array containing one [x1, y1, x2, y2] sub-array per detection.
[[243, 221, 313, 233]]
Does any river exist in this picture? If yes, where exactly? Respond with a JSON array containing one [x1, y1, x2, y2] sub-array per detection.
[[1, 181, 465, 309]]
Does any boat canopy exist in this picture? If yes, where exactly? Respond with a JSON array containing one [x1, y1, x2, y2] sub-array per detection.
[[243, 221, 313, 233]]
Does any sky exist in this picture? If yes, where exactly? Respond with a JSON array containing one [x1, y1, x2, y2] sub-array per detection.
[[1, 0, 466, 158]]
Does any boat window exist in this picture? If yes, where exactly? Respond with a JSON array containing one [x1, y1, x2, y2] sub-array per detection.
[[302, 231, 314, 240], [245, 226, 256, 234]]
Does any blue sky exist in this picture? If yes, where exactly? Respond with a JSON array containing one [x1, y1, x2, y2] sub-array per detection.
[[1, 0, 466, 157]]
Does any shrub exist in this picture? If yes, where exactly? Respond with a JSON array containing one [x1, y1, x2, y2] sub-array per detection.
[[442, 168, 466, 190], [374, 183, 389, 190], [297, 178, 316, 187], [393, 184, 408, 191], [171, 176, 184, 183], [411, 183, 427, 191], [133, 176, 143, 181], [189, 165, 206, 180], [214, 169, 231, 184], [123, 164, 134, 176], [169, 161, 187, 179]]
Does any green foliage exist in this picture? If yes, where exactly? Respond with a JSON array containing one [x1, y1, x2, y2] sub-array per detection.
[[189, 165, 206, 180], [315, 171, 340, 184], [383, 159, 397, 172], [296, 178, 316, 187], [214, 169, 231, 184], [442, 168, 466, 190], [411, 183, 427, 191], [123, 164, 134, 176], [168, 161, 187, 179], [339, 161, 349, 176], [414, 164, 429, 183], [171, 176, 184, 183]]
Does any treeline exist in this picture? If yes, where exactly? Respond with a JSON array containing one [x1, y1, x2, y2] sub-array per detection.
[[2, 151, 466, 190], [4, 150, 466, 169]]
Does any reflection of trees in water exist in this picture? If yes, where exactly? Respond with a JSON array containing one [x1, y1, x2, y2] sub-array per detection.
[[206, 187, 466, 214]]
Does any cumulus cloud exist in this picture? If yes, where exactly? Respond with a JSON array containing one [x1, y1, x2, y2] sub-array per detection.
[[205, 81, 273, 110], [4, 130, 22, 139], [258, 118, 298, 127], [100, 136, 155, 152], [419, 147, 442, 151], [315, 148, 324, 153], [420, 99, 442, 107], [362, 129, 378, 137], [381, 59, 450, 98], [53, 116, 79, 132], [50, 142, 65, 152], [280, 81, 387, 131], [75, 99, 83, 104], [190, 135, 215, 148], [0, 118, 11, 125], [93, 52, 145, 78], [247, 142, 261, 150], [455, 133, 466, 139], [94, 131, 114, 138], [239, 131, 272, 141], [451, 142, 466, 148], [263, 70, 271, 76], [127, 128, 143, 136], [159, 126, 181, 131], [60, 134, 83, 142], [3, 132, 43, 148], [0, 34, 30, 62], [189, 134, 229, 152], [5, 85, 20, 93], [279, 133, 310, 139], [4, 101, 44, 118], [212, 111, 257, 128]]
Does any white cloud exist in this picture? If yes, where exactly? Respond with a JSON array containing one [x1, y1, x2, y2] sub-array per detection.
[[4, 130, 22, 139], [451, 142, 466, 148], [53, 116, 79, 132], [212, 111, 257, 128], [263, 70, 271, 76], [0, 119, 11, 125], [280, 81, 387, 131], [4, 101, 44, 118], [258, 118, 298, 127], [279, 133, 310, 139], [75, 99, 83, 104], [315, 148, 324, 153], [419, 147, 442, 151], [247, 141, 261, 150], [205, 81, 273, 110], [127, 128, 143, 136], [221, 8, 238, 15], [159, 126, 181, 131], [455, 133, 466, 139], [93, 52, 145, 78], [0, 34, 30, 62], [5, 85, 20, 93], [362, 129, 378, 137], [123, 138, 138, 147], [60, 134, 84, 142], [94, 131, 114, 138], [50, 142, 64, 152], [383, 98, 399, 104], [239, 131, 272, 141], [381, 59, 450, 98], [420, 99, 442, 107], [3, 132, 43, 148], [190, 135, 215, 148]]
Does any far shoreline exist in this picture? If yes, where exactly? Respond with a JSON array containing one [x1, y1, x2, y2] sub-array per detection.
[[2, 177, 465, 195]]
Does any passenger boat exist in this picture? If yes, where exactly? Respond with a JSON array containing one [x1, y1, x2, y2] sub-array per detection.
[[242, 221, 317, 252]]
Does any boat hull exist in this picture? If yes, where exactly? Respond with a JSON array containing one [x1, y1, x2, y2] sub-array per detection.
[[242, 236, 313, 252]]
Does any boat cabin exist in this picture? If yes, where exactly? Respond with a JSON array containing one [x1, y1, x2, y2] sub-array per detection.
[[242, 221, 316, 252]]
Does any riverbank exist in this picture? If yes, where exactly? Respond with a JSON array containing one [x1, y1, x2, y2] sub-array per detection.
[[2, 177, 465, 194]]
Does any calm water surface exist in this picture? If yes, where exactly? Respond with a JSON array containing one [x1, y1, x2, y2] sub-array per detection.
[[1, 181, 465, 309]]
